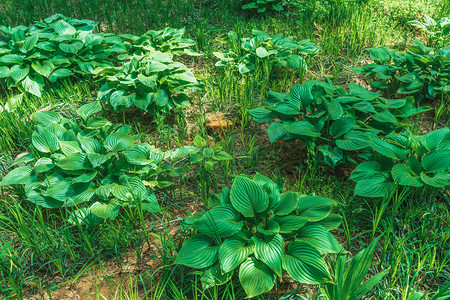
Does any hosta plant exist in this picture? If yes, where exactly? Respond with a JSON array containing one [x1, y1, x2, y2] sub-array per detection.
[[175, 174, 343, 298], [0, 102, 188, 225], [120, 27, 201, 59], [97, 51, 202, 115], [353, 42, 450, 100], [350, 127, 450, 197], [242, 0, 286, 13], [0, 14, 124, 98], [214, 30, 318, 76], [248, 79, 431, 168]]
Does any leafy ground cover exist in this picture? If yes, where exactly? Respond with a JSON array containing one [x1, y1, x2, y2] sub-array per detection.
[[0, 0, 449, 299]]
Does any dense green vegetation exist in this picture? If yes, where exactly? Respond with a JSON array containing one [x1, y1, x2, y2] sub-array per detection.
[[0, 0, 449, 299]]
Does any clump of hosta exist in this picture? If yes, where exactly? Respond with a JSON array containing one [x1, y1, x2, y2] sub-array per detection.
[[175, 174, 343, 298], [0, 101, 189, 225], [97, 51, 202, 115]]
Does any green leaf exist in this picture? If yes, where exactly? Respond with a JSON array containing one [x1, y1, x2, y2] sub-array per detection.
[[239, 258, 276, 298], [49, 68, 73, 82], [10, 64, 30, 82], [212, 151, 233, 161], [420, 172, 450, 188], [104, 132, 135, 152], [230, 176, 269, 217], [296, 224, 344, 254], [0, 166, 34, 186], [174, 235, 219, 268], [32, 126, 60, 153], [252, 234, 284, 278], [371, 137, 409, 160], [256, 47, 270, 58], [22, 74, 44, 97], [0, 54, 24, 64], [57, 153, 90, 170], [287, 55, 307, 71], [194, 205, 244, 238], [19, 34, 39, 53], [32, 111, 62, 126], [288, 84, 313, 108], [369, 47, 390, 63], [421, 150, 450, 173], [34, 157, 55, 173], [315, 214, 342, 231], [271, 215, 307, 233], [323, 98, 343, 120], [349, 161, 389, 183], [200, 263, 233, 290], [283, 241, 332, 284], [219, 233, 255, 273], [77, 101, 102, 120], [248, 107, 275, 123], [53, 20, 77, 35], [89, 200, 121, 220], [124, 144, 161, 165], [422, 128, 450, 151], [287, 121, 320, 138], [336, 131, 371, 151], [155, 89, 169, 107], [32, 60, 55, 78], [267, 122, 289, 143], [391, 164, 423, 187], [330, 118, 354, 138], [59, 141, 82, 156], [297, 196, 336, 222], [43, 179, 73, 202], [354, 177, 394, 198], [273, 191, 299, 216], [257, 218, 280, 235], [0, 66, 10, 78]]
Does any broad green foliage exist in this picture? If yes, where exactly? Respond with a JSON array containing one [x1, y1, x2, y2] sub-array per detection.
[[97, 51, 202, 114], [213, 30, 318, 75], [175, 174, 343, 298], [353, 41, 450, 100], [121, 27, 201, 58], [321, 236, 389, 300], [248, 79, 430, 168], [350, 127, 450, 197], [0, 14, 123, 99], [0, 102, 190, 225], [407, 15, 450, 48], [242, 0, 286, 13]]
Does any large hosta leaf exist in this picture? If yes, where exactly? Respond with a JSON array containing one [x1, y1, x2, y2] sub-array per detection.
[[391, 164, 423, 187], [219, 232, 255, 273], [57, 153, 90, 170], [354, 177, 394, 198], [330, 118, 354, 138], [371, 137, 408, 160], [287, 121, 320, 138], [420, 172, 450, 188], [267, 122, 289, 142], [124, 144, 162, 165], [194, 205, 244, 238], [10, 64, 30, 82], [104, 132, 134, 152], [54, 20, 77, 35], [31, 60, 55, 78], [421, 150, 450, 173], [230, 176, 269, 217], [349, 161, 390, 183], [296, 224, 344, 254], [288, 84, 313, 109], [89, 200, 121, 220], [0, 166, 34, 186], [271, 215, 307, 233], [174, 235, 219, 268], [200, 263, 233, 290], [296, 196, 336, 222], [282, 241, 332, 284], [273, 191, 299, 216], [252, 234, 284, 278], [422, 127, 450, 151], [32, 126, 60, 153], [77, 101, 102, 120], [239, 257, 276, 298], [336, 131, 371, 151], [32, 111, 62, 126]]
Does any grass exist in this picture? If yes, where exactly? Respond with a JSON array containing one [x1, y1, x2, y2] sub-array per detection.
[[0, 0, 449, 299]]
